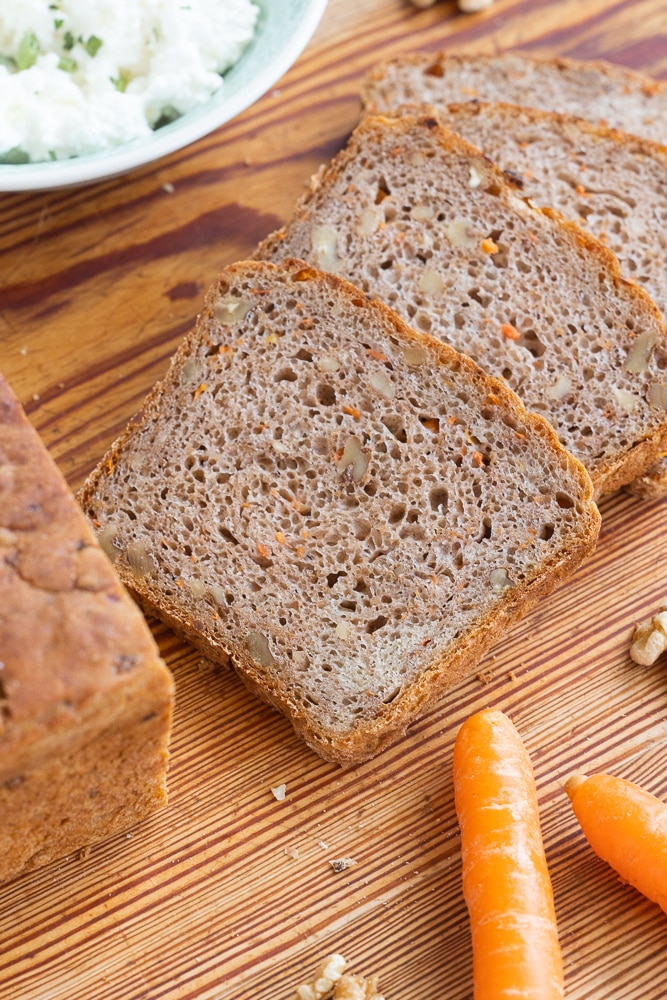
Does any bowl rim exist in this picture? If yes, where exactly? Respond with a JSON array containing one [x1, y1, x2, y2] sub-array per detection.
[[0, 0, 328, 192]]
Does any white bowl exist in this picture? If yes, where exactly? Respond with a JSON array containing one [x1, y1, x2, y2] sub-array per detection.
[[0, 0, 328, 192]]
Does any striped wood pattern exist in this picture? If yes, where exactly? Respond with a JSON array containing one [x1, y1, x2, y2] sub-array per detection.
[[2, 1, 667, 997]]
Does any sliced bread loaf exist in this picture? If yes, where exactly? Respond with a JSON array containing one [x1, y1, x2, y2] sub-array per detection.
[[0, 372, 174, 882], [255, 113, 667, 499], [360, 51, 667, 142], [79, 259, 600, 764], [396, 101, 667, 497]]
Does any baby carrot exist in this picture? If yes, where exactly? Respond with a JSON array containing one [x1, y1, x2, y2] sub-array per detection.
[[565, 771, 667, 913], [453, 709, 564, 1000]]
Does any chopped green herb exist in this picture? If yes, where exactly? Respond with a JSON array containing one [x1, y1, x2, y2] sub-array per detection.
[[58, 55, 77, 73], [1, 147, 30, 164], [54, 18, 64, 29], [153, 105, 181, 129], [0, 54, 17, 71], [48, 150, 57, 161], [111, 71, 130, 92], [16, 31, 40, 70], [63, 31, 75, 51], [84, 35, 103, 57]]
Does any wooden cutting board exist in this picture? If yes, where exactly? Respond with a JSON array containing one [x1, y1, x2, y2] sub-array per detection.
[[2, 1, 667, 997]]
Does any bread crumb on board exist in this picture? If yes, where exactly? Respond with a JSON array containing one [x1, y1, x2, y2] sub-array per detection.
[[271, 783, 287, 801], [295, 954, 385, 1000], [630, 604, 667, 665], [329, 857, 356, 873]]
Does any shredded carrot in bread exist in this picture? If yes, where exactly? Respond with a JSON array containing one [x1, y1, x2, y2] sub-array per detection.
[[501, 323, 520, 341]]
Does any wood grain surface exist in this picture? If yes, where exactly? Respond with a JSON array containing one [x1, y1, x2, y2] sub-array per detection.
[[2, 1, 667, 998]]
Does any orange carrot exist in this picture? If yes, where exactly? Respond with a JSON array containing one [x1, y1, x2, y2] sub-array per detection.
[[453, 709, 564, 1000], [565, 771, 667, 913]]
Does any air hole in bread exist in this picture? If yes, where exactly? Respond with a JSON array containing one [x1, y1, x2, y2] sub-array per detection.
[[219, 527, 239, 546], [478, 517, 492, 541], [468, 286, 491, 308], [383, 686, 401, 704], [317, 383, 336, 406], [491, 245, 510, 269], [419, 415, 440, 433], [518, 329, 547, 358], [275, 368, 298, 383], [375, 179, 391, 204], [354, 519, 371, 540], [366, 615, 388, 634], [381, 416, 407, 441], [556, 491, 576, 509], [388, 504, 406, 523]]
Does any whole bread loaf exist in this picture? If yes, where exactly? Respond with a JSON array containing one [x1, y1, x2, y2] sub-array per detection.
[[360, 51, 667, 141], [0, 373, 174, 882], [79, 259, 600, 764], [397, 100, 667, 497], [256, 113, 667, 499]]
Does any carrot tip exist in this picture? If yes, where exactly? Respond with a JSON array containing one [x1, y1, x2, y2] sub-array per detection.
[[565, 772, 588, 800]]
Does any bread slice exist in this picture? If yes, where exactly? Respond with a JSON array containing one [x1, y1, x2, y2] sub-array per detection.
[[361, 49, 667, 499], [360, 51, 667, 142], [0, 372, 174, 882], [392, 100, 667, 498], [78, 259, 600, 765], [255, 112, 667, 499]]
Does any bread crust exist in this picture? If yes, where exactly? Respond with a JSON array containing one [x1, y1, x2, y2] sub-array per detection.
[[0, 373, 174, 881], [79, 259, 600, 764]]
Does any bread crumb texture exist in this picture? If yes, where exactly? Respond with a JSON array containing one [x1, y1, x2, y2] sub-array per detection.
[[80, 260, 599, 762], [0, 373, 174, 882]]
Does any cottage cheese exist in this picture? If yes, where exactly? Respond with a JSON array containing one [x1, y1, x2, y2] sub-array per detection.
[[0, 0, 259, 163]]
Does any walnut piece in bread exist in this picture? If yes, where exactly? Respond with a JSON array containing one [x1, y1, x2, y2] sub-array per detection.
[[0, 372, 174, 882]]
